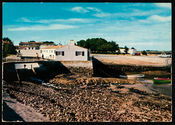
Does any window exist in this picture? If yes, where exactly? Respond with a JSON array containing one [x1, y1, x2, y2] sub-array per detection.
[[40, 50, 42, 53], [75, 51, 84, 56], [28, 47, 30, 49], [35, 46, 39, 50], [56, 51, 64, 56]]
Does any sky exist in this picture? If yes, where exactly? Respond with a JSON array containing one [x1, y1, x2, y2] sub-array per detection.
[[2, 2, 171, 51]]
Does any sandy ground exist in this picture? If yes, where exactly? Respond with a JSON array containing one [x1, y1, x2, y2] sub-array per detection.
[[92, 55, 171, 66]]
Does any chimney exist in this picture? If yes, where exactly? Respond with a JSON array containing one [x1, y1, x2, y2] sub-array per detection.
[[69, 40, 75, 45]]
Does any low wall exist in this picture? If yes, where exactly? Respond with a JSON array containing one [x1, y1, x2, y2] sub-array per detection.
[[3, 60, 94, 82], [92, 57, 171, 78], [60, 61, 93, 76]]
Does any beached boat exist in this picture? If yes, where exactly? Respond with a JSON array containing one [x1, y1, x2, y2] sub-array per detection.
[[152, 78, 171, 84], [158, 54, 171, 58], [120, 74, 145, 78]]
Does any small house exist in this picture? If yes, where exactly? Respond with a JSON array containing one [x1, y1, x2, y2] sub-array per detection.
[[128, 48, 137, 55], [119, 48, 125, 54], [40, 45, 63, 59], [17, 45, 40, 58], [41, 40, 90, 61]]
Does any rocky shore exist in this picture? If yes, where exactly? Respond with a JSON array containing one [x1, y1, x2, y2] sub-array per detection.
[[3, 74, 172, 122]]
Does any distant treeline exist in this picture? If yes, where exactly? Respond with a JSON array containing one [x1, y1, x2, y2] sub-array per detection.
[[29, 40, 55, 45], [77, 38, 120, 54]]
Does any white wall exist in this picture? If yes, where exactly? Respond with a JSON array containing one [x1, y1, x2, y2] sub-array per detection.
[[55, 45, 89, 61], [19, 46, 41, 57], [128, 49, 136, 55], [120, 49, 125, 54], [20, 49, 41, 57], [61, 61, 93, 69], [15, 63, 40, 69], [40, 49, 56, 59]]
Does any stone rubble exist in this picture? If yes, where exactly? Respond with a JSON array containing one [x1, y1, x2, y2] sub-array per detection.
[[4, 75, 172, 122]]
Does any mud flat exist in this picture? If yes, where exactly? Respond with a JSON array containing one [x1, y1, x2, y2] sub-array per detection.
[[3, 76, 172, 122], [93, 55, 171, 67]]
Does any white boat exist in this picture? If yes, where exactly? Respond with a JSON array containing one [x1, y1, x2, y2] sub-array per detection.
[[158, 54, 171, 58], [120, 74, 145, 78]]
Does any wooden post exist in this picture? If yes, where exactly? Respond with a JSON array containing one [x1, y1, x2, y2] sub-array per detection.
[[15, 69, 21, 84]]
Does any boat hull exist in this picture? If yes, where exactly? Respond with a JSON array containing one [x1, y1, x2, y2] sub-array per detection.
[[152, 79, 171, 84]]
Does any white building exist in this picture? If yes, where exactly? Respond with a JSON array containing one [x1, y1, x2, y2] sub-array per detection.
[[119, 48, 125, 54], [41, 40, 90, 61], [118, 48, 136, 55], [40, 46, 62, 59], [128, 48, 137, 55], [17, 45, 41, 58]]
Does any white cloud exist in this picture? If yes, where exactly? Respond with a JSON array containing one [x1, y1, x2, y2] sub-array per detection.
[[148, 15, 171, 22], [71, 6, 112, 18], [93, 8, 166, 18], [19, 17, 94, 24], [67, 18, 95, 23], [138, 15, 171, 23], [91, 18, 171, 50], [86, 7, 101, 12], [36, 18, 89, 23], [94, 12, 111, 17], [20, 17, 32, 22], [71, 7, 89, 13], [7, 24, 77, 31], [71, 6, 103, 15], [71, 6, 102, 13], [155, 3, 171, 8]]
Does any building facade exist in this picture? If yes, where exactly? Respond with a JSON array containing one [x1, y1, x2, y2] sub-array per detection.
[[17, 41, 56, 58], [41, 41, 90, 61], [54, 44, 89, 61], [128, 49, 137, 55], [40, 46, 62, 59], [119, 48, 137, 55], [17, 40, 90, 61], [17, 45, 41, 58]]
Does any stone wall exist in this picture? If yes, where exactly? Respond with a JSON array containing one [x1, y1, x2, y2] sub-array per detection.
[[60, 61, 93, 76], [92, 57, 171, 78]]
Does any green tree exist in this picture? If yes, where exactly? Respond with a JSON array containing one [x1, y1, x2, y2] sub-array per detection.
[[77, 38, 119, 54], [124, 46, 129, 54], [2, 37, 17, 58], [42, 41, 55, 45], [28, 40, 36, 42], [77, 40, 86, 48], [142, 50, 147, 55]]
